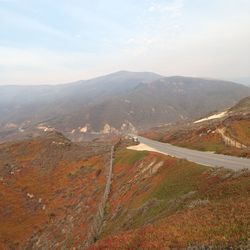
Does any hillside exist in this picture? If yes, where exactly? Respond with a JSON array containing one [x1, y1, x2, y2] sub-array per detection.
[[141, 96, 250, 157], [1, 134, 249, 249], [89, 145, 250, 249], [1, 73, 250, 142], [229, 96, 250, 113], [85, 76, 250, 130], [0, 132, 112, 249]]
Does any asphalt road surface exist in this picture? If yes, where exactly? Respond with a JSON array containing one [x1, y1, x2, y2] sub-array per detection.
[[137, 136, 250, 170]]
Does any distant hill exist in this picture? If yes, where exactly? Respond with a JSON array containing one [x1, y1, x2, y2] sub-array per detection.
[[228, 77, 250, 86], [86, 76, 250, 130], [0, 71, 161, 125], [1, 72, 250, 140]]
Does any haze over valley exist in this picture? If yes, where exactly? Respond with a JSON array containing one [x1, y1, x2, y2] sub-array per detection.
[[1, 71, 250, 143], [1, 1, 250, 249]]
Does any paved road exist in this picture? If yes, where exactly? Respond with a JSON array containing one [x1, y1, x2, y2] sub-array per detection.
[[137, 136, 250, 170]]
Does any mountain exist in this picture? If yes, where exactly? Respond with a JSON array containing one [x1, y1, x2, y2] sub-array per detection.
[[1, 72, 250, 141], [0, 71, 161, 125], [86, 76, 250, 130]]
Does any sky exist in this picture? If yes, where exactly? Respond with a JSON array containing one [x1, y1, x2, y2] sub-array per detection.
[[0, 0, 250, 85]]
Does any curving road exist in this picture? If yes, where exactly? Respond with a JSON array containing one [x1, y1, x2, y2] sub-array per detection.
[[136, 136, 250, 170]]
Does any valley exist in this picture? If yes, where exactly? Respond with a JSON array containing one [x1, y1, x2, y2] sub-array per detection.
[[0, 73, 250, 249], [1, 72, 250, 143], [2, 1, 250, 248]]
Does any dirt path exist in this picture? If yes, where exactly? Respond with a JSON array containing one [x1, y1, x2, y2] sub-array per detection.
[[217, 128, 247, 149], [84, 146, 114, 248]]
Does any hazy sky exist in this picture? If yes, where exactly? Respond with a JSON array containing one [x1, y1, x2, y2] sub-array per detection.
[[1, 0, 250, 84]]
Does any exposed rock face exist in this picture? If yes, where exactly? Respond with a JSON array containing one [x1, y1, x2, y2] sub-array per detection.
[[80, 126, 88, 133], [120, 121, 137, 134], [100, 124, 118, 134], [79, 124, 92, 133], [102, 124, 112, 134]]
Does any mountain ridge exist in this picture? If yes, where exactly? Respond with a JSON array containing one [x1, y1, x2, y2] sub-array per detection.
[[1, 71, 250, 142]]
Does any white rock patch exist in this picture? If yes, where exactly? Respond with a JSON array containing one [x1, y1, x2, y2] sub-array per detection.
[[194, 111, 227, 124], [37, 125, 54, 132], [80, 126, 88, 133]]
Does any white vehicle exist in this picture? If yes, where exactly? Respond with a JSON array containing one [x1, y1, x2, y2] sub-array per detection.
[[133, 136, 139, 143]]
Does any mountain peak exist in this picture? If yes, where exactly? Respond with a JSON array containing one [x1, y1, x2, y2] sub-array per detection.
[[91, 70, 163, 80]]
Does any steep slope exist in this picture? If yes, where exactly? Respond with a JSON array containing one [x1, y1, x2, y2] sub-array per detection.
[[90, 146, 250, 249], [0, 132, 112, 249], [229, 96, 250, 113], [141, 96, 250, 157], [1, 133, 249, 249]]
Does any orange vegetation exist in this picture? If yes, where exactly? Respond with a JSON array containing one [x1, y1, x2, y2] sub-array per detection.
[[226, 119, 250, 146], [141, 114, 250, 157], [90, 148, 250, 249], [0, 133, 109, 249]]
